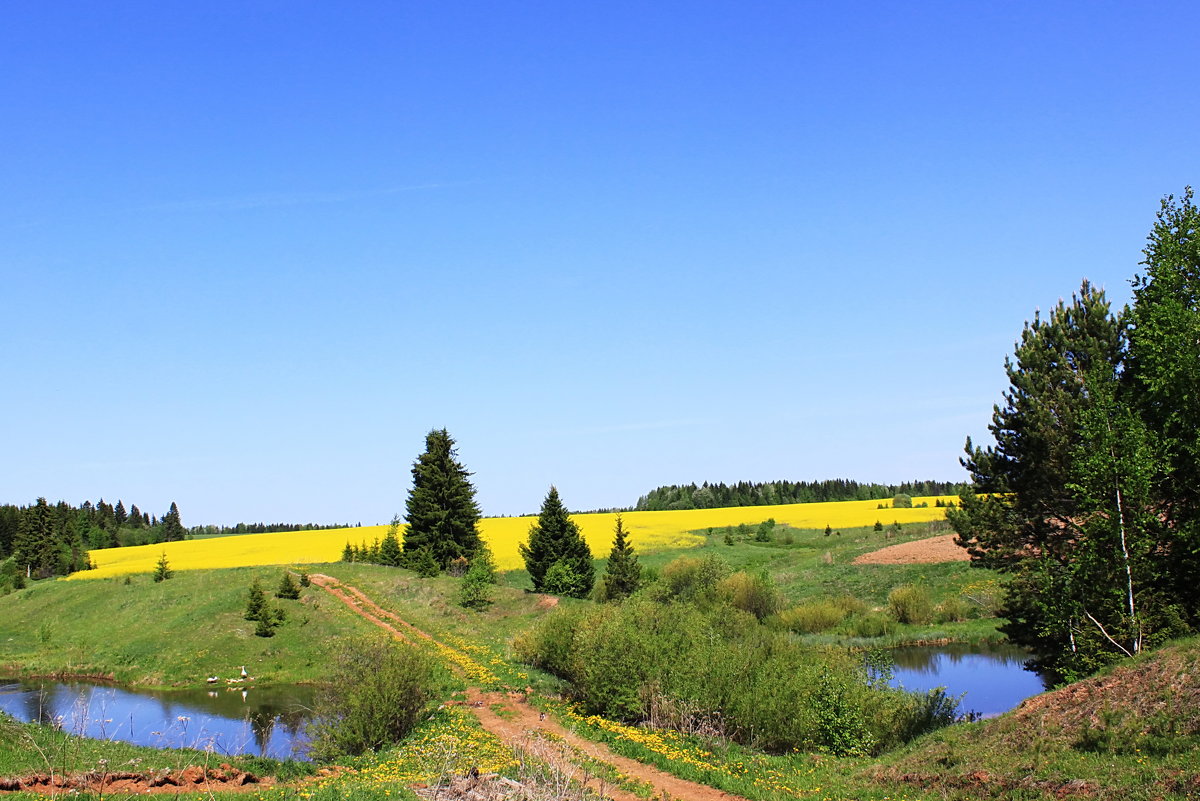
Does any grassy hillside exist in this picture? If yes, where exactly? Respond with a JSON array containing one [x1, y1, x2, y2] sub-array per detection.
[[866, 635, 1200, 799], [0, 566, 379, 687]]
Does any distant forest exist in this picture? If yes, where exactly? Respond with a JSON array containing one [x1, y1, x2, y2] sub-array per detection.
[[0, 496, 355, 584], [191, 521, 355, 537], [634, 479, 968, 511], [0, 497, 186, 581]]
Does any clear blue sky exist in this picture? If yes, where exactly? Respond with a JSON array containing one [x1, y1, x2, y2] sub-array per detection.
[[3, 2, 1197, 525]]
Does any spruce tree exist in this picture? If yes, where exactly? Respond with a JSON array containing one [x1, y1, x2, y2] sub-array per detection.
[[276, 571, 300, 599], [114, 500, 128, 527], [14, 498, 56, 579], [153, 552, 173, 582], [245, 579, 267, 621], [403, 429, 483, 570], [161, 502, 186, 542], [379, 518, 403, 567], [520, 486, 594, 597], [600, 514, 641, 601]]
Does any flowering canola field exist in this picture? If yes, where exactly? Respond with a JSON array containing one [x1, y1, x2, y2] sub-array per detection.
[[70, 497, 954, 579]]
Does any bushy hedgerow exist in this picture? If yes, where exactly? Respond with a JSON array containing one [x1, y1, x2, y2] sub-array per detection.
[[514, 563, 959, 755]]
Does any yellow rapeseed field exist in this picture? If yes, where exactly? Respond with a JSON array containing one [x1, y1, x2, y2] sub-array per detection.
[[71, 497, 954, 579]]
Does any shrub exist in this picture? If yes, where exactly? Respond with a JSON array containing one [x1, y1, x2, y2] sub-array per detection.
[[779, 601, 846, 634], [653, 554, 731, 605], [848, 612, 896, 637], [459, 546, 498, 610], [892, 493, 913, 508], [308, 637, 437, 759], [718, 571, 780, 620], [888, 584, 933, 625], [832, 595, 868, 617], [935, 596, 971, 623], [543, 559, 591, 598]]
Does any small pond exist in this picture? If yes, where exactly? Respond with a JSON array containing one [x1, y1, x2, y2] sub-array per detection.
[[0, 680, 315, 760], [887, 642, 1050, 718]]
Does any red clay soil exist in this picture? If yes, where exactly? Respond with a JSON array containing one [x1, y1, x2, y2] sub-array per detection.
[[311, 574, 751, 801], [853, 534, 970, 565], [0, 765, 271, 795]]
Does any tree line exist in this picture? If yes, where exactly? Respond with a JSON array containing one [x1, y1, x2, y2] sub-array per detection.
[[0, 497, 185, 582], [635, 478, 969, 511], [950, 188, 1200, 680], [191, 521, 356, 537]]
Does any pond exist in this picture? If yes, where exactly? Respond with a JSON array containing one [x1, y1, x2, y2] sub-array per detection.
[[0, 679, 315, 760], [888, 642, 1050, 718]]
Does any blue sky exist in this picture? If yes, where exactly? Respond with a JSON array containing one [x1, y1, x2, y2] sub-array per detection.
[[3, 2, 1197, 525]]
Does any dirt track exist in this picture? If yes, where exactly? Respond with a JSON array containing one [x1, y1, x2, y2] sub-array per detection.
[[309, 574, 750, 801], [852, 534, 970, 565]]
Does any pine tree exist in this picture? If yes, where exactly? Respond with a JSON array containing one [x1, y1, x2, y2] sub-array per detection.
[[114, 500, 128, 527], [161, 502, 186, 542], [341, 541, 354, 562], [153, 552, 173, 582], [245, 579, 267, 621], [128, 504, 144, 529], [403, 429, 483, 570], [519, 486, 594, 597], [599, 514, 641, 601], [276, 571, 300, 599], [379, 518, 403, 567], [14, 498, 57, 579]]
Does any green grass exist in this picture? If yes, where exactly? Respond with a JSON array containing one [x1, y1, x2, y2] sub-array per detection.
[[1, 543, 1195, 801], [0, 566, 379, 687]]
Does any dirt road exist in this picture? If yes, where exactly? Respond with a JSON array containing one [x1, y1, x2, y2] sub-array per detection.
[[309, 574, 749, 801]]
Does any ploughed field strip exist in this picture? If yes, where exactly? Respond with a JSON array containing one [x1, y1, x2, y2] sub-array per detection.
[[308, 574, 752, 801], [852, 533, 971, 565]]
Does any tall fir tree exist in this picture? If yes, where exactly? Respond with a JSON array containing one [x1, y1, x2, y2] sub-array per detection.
[[519, 486, 595, 597], [128, 504, 144, 529], [403, 429, 483, 570], [14, 498, 57, 578], [379, 517, 403, 566], [114, 500, 128, 527], [599, 514, 641, 601], [161, 502, 185, 542]]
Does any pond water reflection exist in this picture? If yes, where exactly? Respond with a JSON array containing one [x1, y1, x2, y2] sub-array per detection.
[[888, 642, 1049, 718], [0, 680, 314, 760]]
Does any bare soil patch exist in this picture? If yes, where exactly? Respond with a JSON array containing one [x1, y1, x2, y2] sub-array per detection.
[[853, 534, 970, 565], [0, 764, 270, 795]]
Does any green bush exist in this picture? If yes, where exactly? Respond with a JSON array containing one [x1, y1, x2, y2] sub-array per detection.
[[935, 595, 971, 623], [308, 637, 437, 760], [651, 554, 731, 605], [779, 601, 846, 634], [718, 571, 780, 620], [847, 612, 896, 638], [888, 584, 933, 625], [832, 595, 868, 616], [517, 592, 955, 755]]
